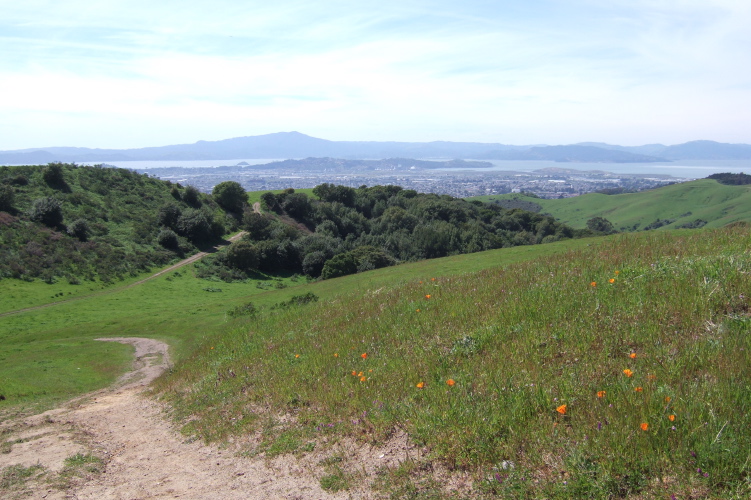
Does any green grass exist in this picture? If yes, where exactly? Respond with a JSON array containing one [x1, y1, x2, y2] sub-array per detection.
[[471, 179, 751, 230], [155, 226, 751, 497], [0, 236, 594, 414]]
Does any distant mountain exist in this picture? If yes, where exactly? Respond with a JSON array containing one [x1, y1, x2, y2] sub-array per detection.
[[1, 132, 750, 164], [478, 145, 668, 163]]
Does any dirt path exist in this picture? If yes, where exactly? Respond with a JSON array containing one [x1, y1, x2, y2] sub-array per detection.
[[0, 338, 355, 499], [0, 232, 246, 319]]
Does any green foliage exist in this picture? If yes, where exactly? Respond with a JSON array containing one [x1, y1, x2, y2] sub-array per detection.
[[226, 240, 259, 271], [0, 184, 15, 212], [156, 228, 179, 250], [28, 196, 63, 227], [182, 185, 201, 207], [212, 181, 247, 213], [0, 163, 230, 282], [176, 209, 213, 243], [66, 218, 90, 241], [586, 216, 616, 234]]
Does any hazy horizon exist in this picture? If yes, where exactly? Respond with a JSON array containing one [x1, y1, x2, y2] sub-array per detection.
[[2, 1, 750, 150]]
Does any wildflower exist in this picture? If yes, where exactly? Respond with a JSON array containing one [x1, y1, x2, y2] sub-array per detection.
[[629, 352, 637, 359], [665, 396, 671, 403], [640, 422, 649, 431], [669, 414, 676, 422], [615, 270, 620, 275], [210, 347, 214, 350], [623, 369, 634, 377], [591, 281, 597, 287], [597, 391, 606, 398], [416, 382, 425, 389], [295, 354, 300, 358], [416, 309, 420, 312], [358, 371, 363, 377], [360, 376, 367, 382], [556, 404, 567, 415], [431, 278, 436, 281], [647, 374, 656, 381], [425, 294, 431, 299], [351, 371, 357, 376], [334, 353, 339, 357], [609, 278, 615, 284], [446, 379, 456, 386], [635, 387, 643, 392], [361, 353, 367, 359]]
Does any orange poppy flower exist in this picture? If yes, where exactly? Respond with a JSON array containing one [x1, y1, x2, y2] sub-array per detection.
[[591, 281, 597, 287], [609, 278, 615, 284], [623, 369, 633, 377], [351, 371, 357, 376], [615, 270, 620, 275], [665, 396, 671, 403], [431, 278, 436, 281], [635, 387, 643, 392], [668, 414, 675, 422], [358, 371, 363, 377], [597, 390, 606, 398], [425, 294, 431, 299], [295, 354, 300, 358], [334, 353, 339, 357], [361, 353, 367, 359], [360, 376, 366, 382], [416, 382, 425, 389], [416, 309, 420, 312], [629, 352, 637, 359], [640, 422, 649, 431], [556, 404, 567, 415], [446, 379, 456, 386]]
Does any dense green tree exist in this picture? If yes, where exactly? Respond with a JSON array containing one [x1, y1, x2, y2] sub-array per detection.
[[176, 209, 212, 243], [157, 202, 182, 229], [182, 185, 201, 207], [260, 192, 280, 212], [320, 252, 358, 280], [212, 181, 247, 213], [243, 211, 272, 239], [42, 163, 67, 189]]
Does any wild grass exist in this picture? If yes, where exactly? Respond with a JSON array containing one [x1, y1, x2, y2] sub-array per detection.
[[155, 226, 751, 497], [0, 236, 593, 415]]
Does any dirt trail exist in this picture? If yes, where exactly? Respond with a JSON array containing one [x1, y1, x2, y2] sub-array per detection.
[[0, 338, 356, 499]]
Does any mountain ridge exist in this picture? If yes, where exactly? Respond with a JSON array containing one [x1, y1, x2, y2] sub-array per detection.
[[2, 132, 751, 163]]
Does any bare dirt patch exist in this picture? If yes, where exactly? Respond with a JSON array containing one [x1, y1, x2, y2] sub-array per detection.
[[0, 337, 365, 499]]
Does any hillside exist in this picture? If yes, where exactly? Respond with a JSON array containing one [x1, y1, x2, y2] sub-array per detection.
[[0, 163, 234, 283], [471, 178, 751, 231], [154, 226, 751, 497]]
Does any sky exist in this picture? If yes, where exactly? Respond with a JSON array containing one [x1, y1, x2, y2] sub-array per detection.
[[1, 0, 750, 150]]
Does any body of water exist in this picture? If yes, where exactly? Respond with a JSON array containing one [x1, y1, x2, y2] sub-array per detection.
[[79, 158, 751, 180]]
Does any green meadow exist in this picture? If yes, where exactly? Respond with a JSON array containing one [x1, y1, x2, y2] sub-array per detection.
[[471, 179, 751, 231], [2, 193, 751, 495]]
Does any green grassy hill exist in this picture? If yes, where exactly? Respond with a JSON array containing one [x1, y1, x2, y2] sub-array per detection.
[[153, 226, 750, 498], [471, 178, 751, 231]]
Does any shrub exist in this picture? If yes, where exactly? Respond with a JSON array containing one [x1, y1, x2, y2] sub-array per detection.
[[157, 202, 182, 229], [157, 228, 179, 250], [66, 218, 90, 241], [0, 184, 14, 212], [226, 240, 259, 271], [29, 196, 63, 227], [182, 185, 201, 207], [42, 163, 67, 188], [176, 209, 212, 243]]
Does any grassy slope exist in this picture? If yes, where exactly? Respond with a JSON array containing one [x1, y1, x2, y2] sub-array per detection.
[[0, 236, 593, 414], [155, 226, 751, 497], [471, 179, 751, 230]]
